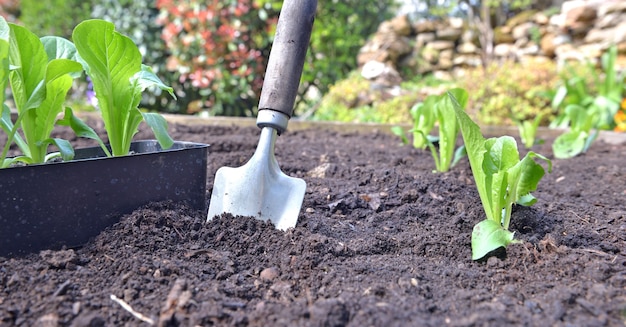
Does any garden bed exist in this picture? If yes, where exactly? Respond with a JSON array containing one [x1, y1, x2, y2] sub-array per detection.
[[1, 119, 625, 326]]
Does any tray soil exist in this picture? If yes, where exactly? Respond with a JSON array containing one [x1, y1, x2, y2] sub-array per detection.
[[1, 121, 625, 326]]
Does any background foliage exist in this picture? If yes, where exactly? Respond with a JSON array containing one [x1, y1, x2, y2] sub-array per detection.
[[3, 0, 624, 130], [153, 0, 397, 116], [20, 0, 92, 38], [155, 0, 278, 116], [458, 59, 560, 126], [3, 0, 396, 116], [300, 0, 397, 113]]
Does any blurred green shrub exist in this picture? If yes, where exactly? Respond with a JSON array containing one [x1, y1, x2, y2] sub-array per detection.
[[458, 59, 559, 126], [313, 72, 417, 124], [19, 0, 92, 38], [375, 93, 423, 124], [313, 73, 374, 122], [301, 1, 397, 111]]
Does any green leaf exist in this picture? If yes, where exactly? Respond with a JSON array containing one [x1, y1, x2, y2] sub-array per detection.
[[451, 145, 466, 168], [420, 130, 441, 172], [49, 138, 74, 161], [553, 130, 587, 159], [435, 88, 465, 172], [23, 58, 82, 162], [509, 152, 551, 199], [8, 23, 48, 113], [551, 85, 567, 109], [57, 107, 110, 157], [41, 36, 81, 78], [0, 16, 8, 40], [0, 17, 9, 107], [517, 113, 542, 149], [447, 87, 468, 109], [471, 219, 516, 260], [141, 112, 173, 150], [482, 136, 520, 175], [450, 91, 492, 221], [507, 155, 544, 206], [1, 104, 28, 163], [482, 137, 520, 221], [517, 193, 537, 206], [41, 36, 78, 61], [565, 105, 593, 132], [582, 129, 599, 153], [73, 20, 174, 155], [7, 24, 81, 163], [73, 19, 142, 156], [501, 151, 551, 229], [410, 97, 436, 149], [133, 65, 176, 100], [390, 125, 408, 145]]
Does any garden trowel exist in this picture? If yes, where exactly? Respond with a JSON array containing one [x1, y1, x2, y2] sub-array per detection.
[[207, 0, 317, 230]]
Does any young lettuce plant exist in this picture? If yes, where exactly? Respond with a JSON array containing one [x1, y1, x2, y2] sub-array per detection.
[[392, 88, 467, 172], [0, 17, 105, 167], [72, 19, 175, 156], [421, 88, 467, 172], [552, 104, 599, 159], [514, 114, 543, 149], [409, 95, 438, 149], [391, 95, 439, 148], [449, 91, 552, 260]]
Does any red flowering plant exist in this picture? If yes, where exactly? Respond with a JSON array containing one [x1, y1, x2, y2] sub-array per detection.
[[156, 0, 279, 116]]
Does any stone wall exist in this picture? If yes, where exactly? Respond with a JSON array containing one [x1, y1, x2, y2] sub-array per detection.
[[357, 0, 626, 83]]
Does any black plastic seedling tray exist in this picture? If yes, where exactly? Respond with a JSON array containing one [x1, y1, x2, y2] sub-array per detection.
[[0, 140, 209, 257]]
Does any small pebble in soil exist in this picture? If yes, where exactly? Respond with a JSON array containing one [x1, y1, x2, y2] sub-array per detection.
[[260, 267, 279, 281]]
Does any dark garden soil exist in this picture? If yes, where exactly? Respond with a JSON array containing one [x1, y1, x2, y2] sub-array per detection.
[[1, 119, 625, 326]]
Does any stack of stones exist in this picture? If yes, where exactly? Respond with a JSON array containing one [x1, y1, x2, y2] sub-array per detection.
[[357, 0, 626, 86]]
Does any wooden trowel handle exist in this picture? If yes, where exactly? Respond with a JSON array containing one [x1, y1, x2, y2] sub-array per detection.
[[258, 0, 317, 121]]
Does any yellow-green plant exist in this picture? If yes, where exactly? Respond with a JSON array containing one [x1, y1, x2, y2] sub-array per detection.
[[314, 73, 417, 124], [459, 60, 558, 126]]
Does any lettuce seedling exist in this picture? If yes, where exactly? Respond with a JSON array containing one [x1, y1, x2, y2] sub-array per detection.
[[514, 114, 543, 149], [393, 88, 467, 172], [449, 91, 552, 260], [552, 104, 599, 159], [390, 125, 409, 145], [72, 19, 175, 156], [409, 95, 438, 149], [421, 88, 468, 172], [0, 18, 103, 167]]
